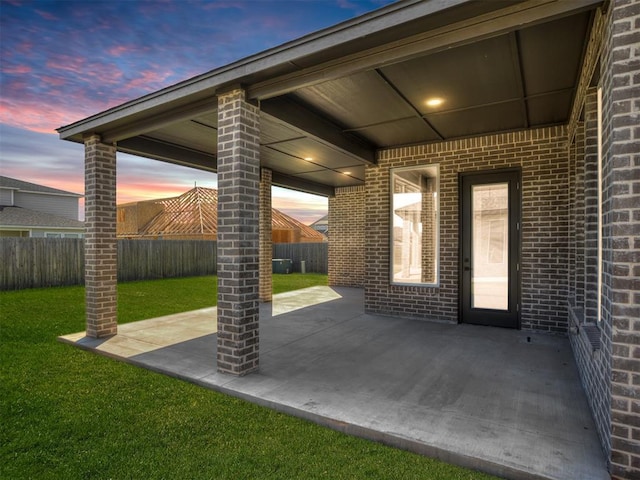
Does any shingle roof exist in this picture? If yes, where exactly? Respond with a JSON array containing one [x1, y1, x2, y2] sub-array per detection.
[[311, 215, 328, 227], [0, 206, 84, 229], [0, 176, 82, 197]]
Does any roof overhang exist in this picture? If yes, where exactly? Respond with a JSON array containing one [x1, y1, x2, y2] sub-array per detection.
[[58, 0, 603, 196]]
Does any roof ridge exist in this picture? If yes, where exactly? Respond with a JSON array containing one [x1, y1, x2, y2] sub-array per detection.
[[0, 175, 83, 197]]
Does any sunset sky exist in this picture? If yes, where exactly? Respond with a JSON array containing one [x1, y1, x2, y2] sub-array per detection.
[[1, 0, 393, 223]]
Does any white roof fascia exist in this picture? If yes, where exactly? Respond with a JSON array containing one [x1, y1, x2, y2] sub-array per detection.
[[15, 190, 83, 198], [0, 225, 84, 231]]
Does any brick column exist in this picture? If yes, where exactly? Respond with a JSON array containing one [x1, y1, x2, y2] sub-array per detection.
[[601, 1, 640, 477], [421, 177, 436, 284], [216, 88, 260, 376], [259, 168, 272, 302], [328, 185, 365, 287], [84, 134, 117, 338]]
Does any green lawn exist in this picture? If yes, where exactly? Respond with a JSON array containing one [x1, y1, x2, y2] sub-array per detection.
[[1, 274, 497, 479]]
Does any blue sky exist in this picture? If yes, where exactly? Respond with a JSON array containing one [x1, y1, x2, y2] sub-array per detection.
[[1, 0, 393, 222]]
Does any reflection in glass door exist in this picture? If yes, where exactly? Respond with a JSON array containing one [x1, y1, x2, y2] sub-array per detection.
[[461, 170, 520, 328], [472, 183, 509, 310]]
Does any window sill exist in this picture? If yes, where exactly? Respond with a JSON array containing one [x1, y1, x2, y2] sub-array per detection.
[[568, 304, 601, 352]]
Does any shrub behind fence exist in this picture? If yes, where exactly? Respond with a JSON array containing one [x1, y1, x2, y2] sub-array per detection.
[[1, 238, 327, 290]]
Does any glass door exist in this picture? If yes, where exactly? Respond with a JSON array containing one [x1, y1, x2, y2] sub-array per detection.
[[460, 170, 520, 328]]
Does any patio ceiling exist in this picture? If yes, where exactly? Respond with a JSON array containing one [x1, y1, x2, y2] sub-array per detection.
[[58, 0, 601, 196]]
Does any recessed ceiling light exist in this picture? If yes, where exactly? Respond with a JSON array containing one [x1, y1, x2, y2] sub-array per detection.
[[342, 171, 351, 175], [426, 97, 444, 107], [304, 157, 313, 161]]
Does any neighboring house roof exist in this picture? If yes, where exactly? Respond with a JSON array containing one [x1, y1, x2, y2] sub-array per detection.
[[311, 215, 327, 227], [0, 206, 84, 229], [141, 187, 217, 237], [394, 202, 422, 220], [272, 209, 326, 241], [310, 214, 328, 235], [0, 176, 82, 198], [119, 187, 326, 241]]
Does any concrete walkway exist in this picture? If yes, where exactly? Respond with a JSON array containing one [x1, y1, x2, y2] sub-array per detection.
[[60, 286, 608, 480]]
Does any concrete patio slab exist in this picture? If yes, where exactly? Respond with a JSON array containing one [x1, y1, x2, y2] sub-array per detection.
[[60, 286, 608, 480]]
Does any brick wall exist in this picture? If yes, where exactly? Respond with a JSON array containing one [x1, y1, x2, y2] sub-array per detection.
[[84, 134, 117, 338], [365, 126, 569, 331], [600, 1, 640, 477], [259, 168, 272, 302], [568, 89, 612, 464], [328, 185, 365, 287], [216, 89, 260, 376]]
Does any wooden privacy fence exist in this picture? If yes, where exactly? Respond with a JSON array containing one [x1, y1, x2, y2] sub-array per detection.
[[273, 242, 327, 274], [118, 240, 217, 282], [1, 238, 327, 290], [1, 238, 85, 290]]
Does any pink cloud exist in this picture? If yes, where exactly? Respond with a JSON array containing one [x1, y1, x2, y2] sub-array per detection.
[[15, 41, 34, 55], [0, 74, 130, 132], [45, 54, 125, 87], [35, 9, 58, 21], [2, 65, 31, 74], [272, 195, 328, 225], [40, 75, 67, 87], [116, 182, 199, 205], [0, 100, 79, 134], [200, 1, 246, 11], [45, 55, 89, 75], [124, 70, 172, 90], [107, 45, 135, 57]]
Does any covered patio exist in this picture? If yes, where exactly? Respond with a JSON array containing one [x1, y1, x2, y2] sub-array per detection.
[[61, 286, 608, 480], [57, 0, 639, 476]]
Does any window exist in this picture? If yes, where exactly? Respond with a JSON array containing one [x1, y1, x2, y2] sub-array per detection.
[[44, 232, 82, 238], [391, 165, 439, 285]]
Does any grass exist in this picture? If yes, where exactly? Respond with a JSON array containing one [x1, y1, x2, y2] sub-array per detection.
[[1, 274, 497, 480]]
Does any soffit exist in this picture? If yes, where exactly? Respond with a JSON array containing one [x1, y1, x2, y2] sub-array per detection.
[[292, 11, 591, 147]]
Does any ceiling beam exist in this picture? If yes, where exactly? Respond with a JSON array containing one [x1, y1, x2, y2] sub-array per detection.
[[117, 136, 218, 172], [271, 171, 335, 197], [374, 69, 444, 140], [260, 96, 376, 164], [343, 87, 575, 132], [509, 31, 530, 129], [248, 0, 602, 100]]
